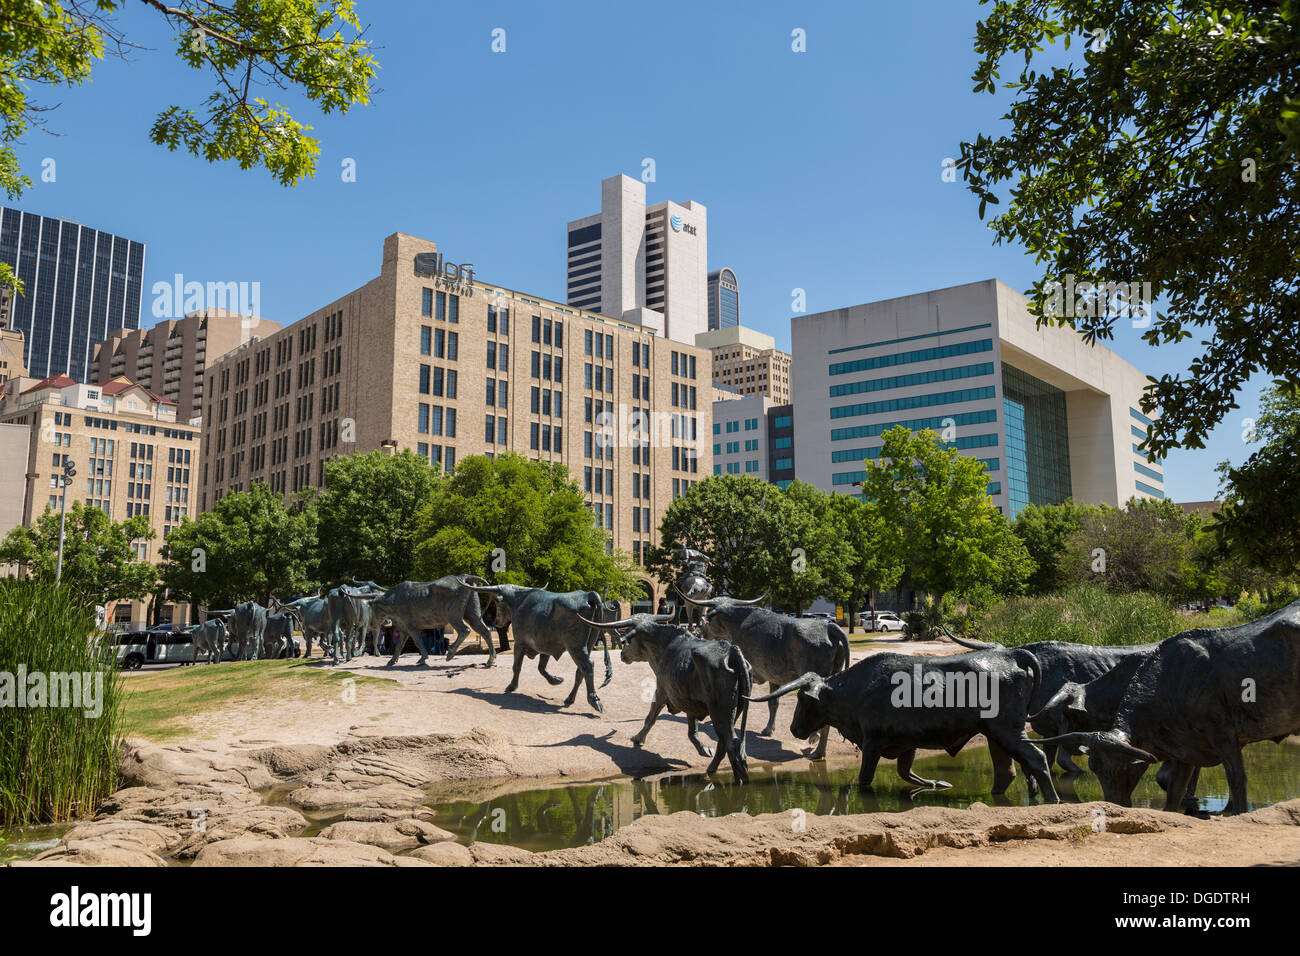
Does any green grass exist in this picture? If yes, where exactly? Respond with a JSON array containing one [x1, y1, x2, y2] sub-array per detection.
[[121, 659, 397, 742], [978, 586, 1246, 647], [0, 579, 122, 826]]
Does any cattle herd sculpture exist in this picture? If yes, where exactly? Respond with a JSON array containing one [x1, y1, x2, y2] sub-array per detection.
[[178, 545, 1300, 816]]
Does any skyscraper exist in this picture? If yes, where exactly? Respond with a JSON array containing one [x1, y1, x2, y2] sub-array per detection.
[[707, 267, 739, 330], [566, 174, 708, 345], [0, 206, 146, 382]]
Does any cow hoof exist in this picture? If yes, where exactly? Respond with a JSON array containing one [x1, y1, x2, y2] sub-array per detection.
[[631, 737, 644, 748], [544, 674, 565, 686], [504, 683, 518, 694], [697, 746, 715, 758], [483, 659, 495, 669], [445, 651, 456, 662], [589, 697, 603, 714]]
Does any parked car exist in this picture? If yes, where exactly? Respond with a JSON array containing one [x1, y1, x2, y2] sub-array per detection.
[[857, 610, 905, 632], [113, 626, 229, 669], [799, 611, 833, 621]]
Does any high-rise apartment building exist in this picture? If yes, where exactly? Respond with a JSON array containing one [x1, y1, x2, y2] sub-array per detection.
[[791, 279, 1163, 517], [92, 309, 281, 424], [695, 325, 792, 404], [566, 174, 708, 345], [200, 233, 712, 606], [0, 206, 145, 382], [707, 267, 739, 330]]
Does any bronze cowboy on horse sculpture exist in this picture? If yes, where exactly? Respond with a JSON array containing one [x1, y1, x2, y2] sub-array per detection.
[[674, 545, 715, 628]]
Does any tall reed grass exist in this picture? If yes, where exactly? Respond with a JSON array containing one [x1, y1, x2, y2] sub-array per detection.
[[0, 579, 123, 825], [978, 586, 1182, 647]]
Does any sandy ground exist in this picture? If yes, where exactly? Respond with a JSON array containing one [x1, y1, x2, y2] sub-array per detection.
[[189, 638, 954, 778]]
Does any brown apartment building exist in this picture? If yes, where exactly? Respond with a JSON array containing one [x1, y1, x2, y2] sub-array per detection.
[[92, 309, 281, 423], [694, 325, 792, 403], [0, 369, 199, 627], [199, 233, 712, 608]]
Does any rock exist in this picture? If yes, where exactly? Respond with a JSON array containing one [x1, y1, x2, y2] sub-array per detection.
[[1237, 798, 1300, 826], [119, 739, 275, 790], [192, 836, 431, 867], [408, 842, 474, 866], [288, 781, 429, 812], [253, 744, 334, 777], [342, 806, 439, 823], [317, 819, 456, 850], [468, 842, 536, 864], [28, 820, 178, 867]]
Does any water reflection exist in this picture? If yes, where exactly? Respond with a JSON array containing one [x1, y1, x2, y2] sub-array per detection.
[[426, 739, 1300, 853]]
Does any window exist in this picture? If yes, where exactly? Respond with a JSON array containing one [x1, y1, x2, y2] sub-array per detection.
[[420, 326, 431, 355], [532, 315, 541, 342], [422, 288, 433, 317]]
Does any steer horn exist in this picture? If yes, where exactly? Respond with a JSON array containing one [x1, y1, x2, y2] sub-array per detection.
[[675, 588, 719, 608], [745, 671, 822, 702], [1032, 732, 1156, 763], [458, 575, 502, 594]]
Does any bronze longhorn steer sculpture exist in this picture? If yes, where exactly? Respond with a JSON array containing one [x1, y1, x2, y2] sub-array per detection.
[[580, 611, 753, 783], [680, 588, 850, 759], [459, 578, 610, 710]]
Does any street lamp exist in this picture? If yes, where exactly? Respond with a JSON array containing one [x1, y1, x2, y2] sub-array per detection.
[[55, 455, 76, 583]]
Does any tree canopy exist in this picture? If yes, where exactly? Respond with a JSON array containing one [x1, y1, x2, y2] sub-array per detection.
[[158, 482, 316, 608], [0, 0, 376, 291], [412, 454, 642, 600], [0, 500, 155, 606], [959, 1, 1300, 457], [316, 449, 444, 587], [859, 426, 1032, 599], [1214, 383, 1300, 577]]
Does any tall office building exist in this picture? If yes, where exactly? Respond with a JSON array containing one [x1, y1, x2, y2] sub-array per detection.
[[93, 309, 281, 424], [791, 279, 1163, 517], [201, 233, 712, 609], [707, 268, 740, 330], [696, 325, 792, 403], [0, 206, 146, 382], [566, 174, 708, 345]]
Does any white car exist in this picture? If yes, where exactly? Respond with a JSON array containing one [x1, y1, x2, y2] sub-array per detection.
[[858, 610, 905, 632]]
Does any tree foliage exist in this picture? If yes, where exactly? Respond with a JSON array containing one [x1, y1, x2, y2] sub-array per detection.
[[824, 493, 905, 631], [1058, 497, 1204, 598], [0, 500, 155, 605], [1012, 500, 1099, 594], [158, 482, 316, 609], [1214, 383, 1300, 576], [859, 426, 1032, 599], [316, 449, 444, 587], [959, 1, 1300, 457], [412, 454, 642, 600], [0, 0, 376, 295]]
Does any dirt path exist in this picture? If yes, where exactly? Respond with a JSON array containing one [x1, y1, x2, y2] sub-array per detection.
[[185, 638, 956, 781]]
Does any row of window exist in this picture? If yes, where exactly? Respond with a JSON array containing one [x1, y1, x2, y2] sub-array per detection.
[[828, 362, 995, 399], [830, 386, 998, 422], [828, 338, 993, 377]]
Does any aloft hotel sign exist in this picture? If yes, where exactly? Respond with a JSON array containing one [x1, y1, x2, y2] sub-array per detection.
[[414, 252, 475, 294]]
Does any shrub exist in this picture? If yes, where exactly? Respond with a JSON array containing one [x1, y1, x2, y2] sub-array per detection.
[[0, 579, 123, 825]]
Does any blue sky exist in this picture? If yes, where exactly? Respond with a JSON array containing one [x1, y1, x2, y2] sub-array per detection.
[[9, 0, 1259, 501]]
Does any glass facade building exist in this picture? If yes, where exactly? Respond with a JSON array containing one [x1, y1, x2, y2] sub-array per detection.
[[707, 267, 739, 330], [1002, 364, 1072, 517], [0, 206, 145, 382]]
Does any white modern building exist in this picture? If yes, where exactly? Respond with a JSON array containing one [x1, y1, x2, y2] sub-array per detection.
[[790, 279, 1165, 516], [712, 393, 772, 480], [566, 174, 708, 345]]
